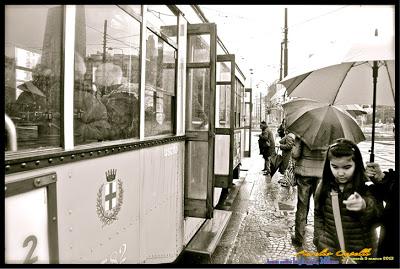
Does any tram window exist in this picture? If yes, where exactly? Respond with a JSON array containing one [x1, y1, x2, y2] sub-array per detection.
[[217, 61, 231, 82], [5, 5, 63, 151], [73, 5, 141, 145], [187, 68, 210, 130], [216, 85, 231, 128], [147, 5, 177, 44], [144, 31, 176, 137], [188, 35, 210, 63]]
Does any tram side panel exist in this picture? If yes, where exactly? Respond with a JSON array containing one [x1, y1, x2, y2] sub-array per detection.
[[5, 142, 186, 264]]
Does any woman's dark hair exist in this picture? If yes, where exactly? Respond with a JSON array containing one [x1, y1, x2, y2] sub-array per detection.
[[317, 138, 368, 210]]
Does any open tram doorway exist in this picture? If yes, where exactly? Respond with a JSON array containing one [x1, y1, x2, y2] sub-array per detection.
[[184, 23, 217, 219]]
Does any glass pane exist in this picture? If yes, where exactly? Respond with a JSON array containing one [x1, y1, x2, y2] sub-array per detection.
[[145, 31, 176, 137], [216, 85, 231, 128], [245, 91, 250, 103], [74, 5, 141, 145], [233, 132, 241, 167], [5, 5, 62, 151], [187, 68, 210, 130], [128, 5, 142, 16], [187, 34, 210, 63], [147, 5, 177, 43], [245, 103, 251, 126], [185, 141, 208, 200], [217, 61, 231, 82]]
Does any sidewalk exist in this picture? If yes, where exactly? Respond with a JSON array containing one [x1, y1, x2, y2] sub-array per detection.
[[211, 130, 316, 264]]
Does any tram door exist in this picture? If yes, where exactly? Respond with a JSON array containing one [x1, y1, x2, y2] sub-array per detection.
[[184, 23, 217, 219], [214, 54, 235, 188], [244, 88, 253, 157]]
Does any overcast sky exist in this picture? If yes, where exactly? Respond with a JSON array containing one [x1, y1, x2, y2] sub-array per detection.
[[199, 5, 395, 91]]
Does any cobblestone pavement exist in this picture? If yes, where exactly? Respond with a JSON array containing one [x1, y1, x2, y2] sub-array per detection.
[[210, 129, 395, 265]]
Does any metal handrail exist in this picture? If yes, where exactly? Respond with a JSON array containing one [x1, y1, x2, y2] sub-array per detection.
[[5, 114, 17, 151]]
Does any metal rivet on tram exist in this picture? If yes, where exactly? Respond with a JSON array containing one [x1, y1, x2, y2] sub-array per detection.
[[111, 148, 115, 152], [21, 163, 26, 168], [5, 186, 7, 192], [129, 145, 132, 148], [70, 245, 73, 249], [68, 210, 72, 215], [69, 227, 73, 232], [98, 150, 101, 154], [71, 154, 75, 159], [48, 158, 53, 163], [35, 160, 40, 165], [52, 217, 57, 221], [105, 150, 109, 153], [52, 175, 56, 180], [90, 151, 93, 156], [81, 153, 85, 157], [124, 146, 127, 149], [6, 165, 10, 170], [36, 179, 41, 184], [60, 156, 64, 161]]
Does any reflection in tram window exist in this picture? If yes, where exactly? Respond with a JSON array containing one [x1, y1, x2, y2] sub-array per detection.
[[147, 5, 178, 44], [5, 5, 63, 151], [73, 5, 141, 145], [144, 31, 176, 137], [187, 68, 210, 130]]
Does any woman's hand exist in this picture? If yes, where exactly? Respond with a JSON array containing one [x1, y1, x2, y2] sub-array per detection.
[[365, 162, 385, 184], [343, 192, 366, 211]]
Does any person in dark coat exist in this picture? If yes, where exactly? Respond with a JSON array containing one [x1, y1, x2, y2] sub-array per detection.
[[277, 119, 286, 139], [291, 136, 327, 248], [365, 162, 398, 267], [278, 132, 296, 173], [313, 139, 383, 264], [258, 121, 275, 175]]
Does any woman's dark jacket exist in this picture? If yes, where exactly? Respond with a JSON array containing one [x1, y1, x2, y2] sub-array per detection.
[[278, 134, 295, 172], [313, 181, 383, 256]]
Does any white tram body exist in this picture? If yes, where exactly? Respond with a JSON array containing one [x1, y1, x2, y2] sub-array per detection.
[[4, 5, 252, 264]]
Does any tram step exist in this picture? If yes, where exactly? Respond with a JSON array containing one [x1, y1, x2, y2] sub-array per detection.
[[184, 209, 232, 256]]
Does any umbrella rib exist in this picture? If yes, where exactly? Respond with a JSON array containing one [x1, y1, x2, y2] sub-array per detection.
[[331, 63, 355, 104], [285, 72, 312, 95], [383, 61, 395, 102]]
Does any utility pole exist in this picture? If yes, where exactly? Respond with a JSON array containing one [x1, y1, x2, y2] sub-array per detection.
[[102, 20, 108, 63], [279, 42, 283, 80], [283, 8, 288, 78]]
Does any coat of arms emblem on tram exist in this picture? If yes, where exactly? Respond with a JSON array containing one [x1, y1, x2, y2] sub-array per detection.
[[96, 169, 124, 226]]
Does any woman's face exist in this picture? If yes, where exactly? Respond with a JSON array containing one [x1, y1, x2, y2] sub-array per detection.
[[329, 155, 355, 185]]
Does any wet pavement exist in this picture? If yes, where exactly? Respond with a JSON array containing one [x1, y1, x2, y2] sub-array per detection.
[[208, 128, 396, 264]]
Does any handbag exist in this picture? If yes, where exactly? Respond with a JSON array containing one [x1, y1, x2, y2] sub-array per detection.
[[279, 156, 296, 187], [331, 190, 357, 264]]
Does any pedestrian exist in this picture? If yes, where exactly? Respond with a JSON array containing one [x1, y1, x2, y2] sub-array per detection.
[[258, 121, 275, 175], [277, 119, 286, 139], [278, 132, 296, 174], [290, 135, 327, 248], [313, 139, 383, 263], [365, 162, 398, 266]]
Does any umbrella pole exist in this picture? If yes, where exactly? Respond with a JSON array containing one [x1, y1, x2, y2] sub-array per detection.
[[370, 60, 378, 163]]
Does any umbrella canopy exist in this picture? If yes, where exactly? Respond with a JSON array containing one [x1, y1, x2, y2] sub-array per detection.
[[283, 98, 366, 150], [279, 34, 394, 161], [336, 104, 368, 117]]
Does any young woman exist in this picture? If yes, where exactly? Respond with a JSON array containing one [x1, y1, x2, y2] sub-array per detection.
[[313, 138, 383, 262]]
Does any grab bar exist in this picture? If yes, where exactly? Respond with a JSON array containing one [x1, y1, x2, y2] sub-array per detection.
[[5, 114, 17, 151]]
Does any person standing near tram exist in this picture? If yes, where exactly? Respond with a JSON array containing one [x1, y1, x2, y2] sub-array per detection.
[[258, 121, 275, 176]]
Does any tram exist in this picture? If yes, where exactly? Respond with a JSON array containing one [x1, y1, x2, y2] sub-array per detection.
[[4, 5, 252, 264]]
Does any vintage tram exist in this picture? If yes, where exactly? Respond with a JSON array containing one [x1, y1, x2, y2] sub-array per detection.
[[4, 5, 252, 264]]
